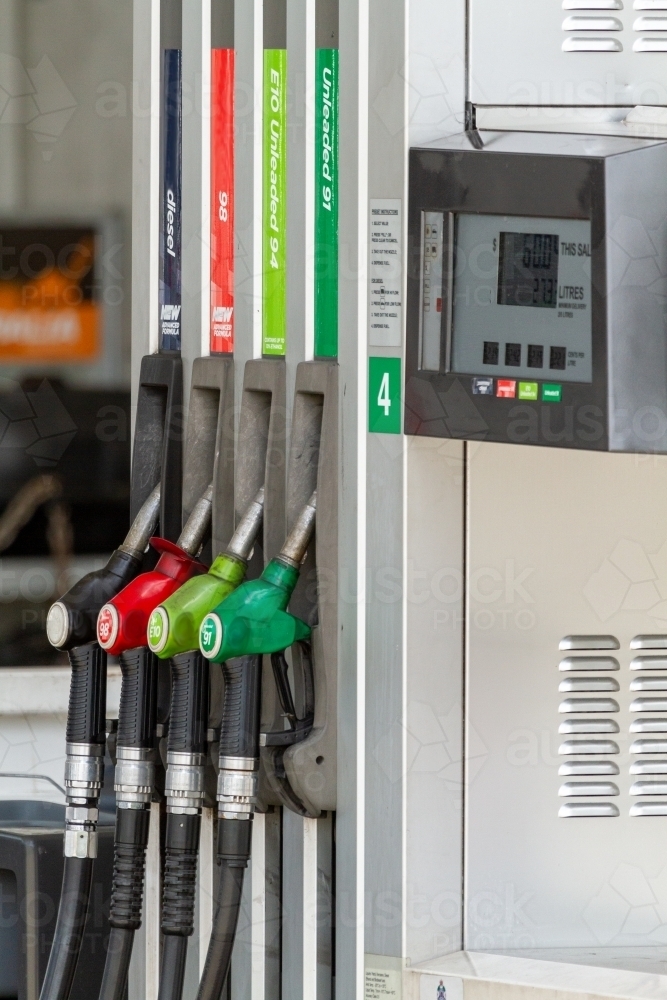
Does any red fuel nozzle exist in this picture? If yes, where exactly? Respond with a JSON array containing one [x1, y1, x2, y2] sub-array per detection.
[[97, 537, 207, 655]]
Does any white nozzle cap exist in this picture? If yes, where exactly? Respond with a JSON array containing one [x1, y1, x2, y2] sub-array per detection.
[[46, 602, 69, 649], [97, 603, 119, 650]]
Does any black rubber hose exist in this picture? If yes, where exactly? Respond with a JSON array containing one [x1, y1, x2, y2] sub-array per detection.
[[109, 808, 151, 929], [98, 928, 134, 1000], [195, 657, 260, 1000], [195, 820, 253, 1000], [162, 812, 201, 936], [157, 937, 189, 1000], [66, 642, 108, 747], [98, 647, 159, 1000], [156, 651, 209, 1000], [168, 650, 209, 754], [39, 857, 93, 1000], [219, 655, 262, 759], [117, 647, 160, 747]]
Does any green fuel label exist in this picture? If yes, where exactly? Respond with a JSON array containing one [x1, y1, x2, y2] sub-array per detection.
[[263, 49, 287, 356], [368, 356, 402, 434], [314, 49, 338, 358]]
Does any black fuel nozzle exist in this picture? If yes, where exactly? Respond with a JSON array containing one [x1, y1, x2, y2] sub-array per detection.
[[45, 484, 161, 651]]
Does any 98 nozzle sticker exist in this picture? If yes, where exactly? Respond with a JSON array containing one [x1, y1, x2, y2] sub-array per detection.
[[97, 604, 119, 650]]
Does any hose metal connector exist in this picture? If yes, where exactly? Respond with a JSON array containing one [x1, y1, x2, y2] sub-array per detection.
[[120, 483, 161, 559], [217, 756, 258, 820], [165, 751, 206, 814], [279, 491, 317, 567], [114, 746, 155, 808], [64, 805, 99, 858], [64, 743, 104, 800], [177, 483, 213, 557], [226, 488, 265, 560]]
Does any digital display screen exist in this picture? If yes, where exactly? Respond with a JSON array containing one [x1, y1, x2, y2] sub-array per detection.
[[448, 213, 592, 384], [497, 232, 559, 309]]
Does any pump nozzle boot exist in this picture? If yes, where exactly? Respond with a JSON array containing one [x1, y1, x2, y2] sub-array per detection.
[[45, 484, 161, 651], [95, 484, 213, 655], [199, 492, 316, 663], [147, 488, 265, 658]]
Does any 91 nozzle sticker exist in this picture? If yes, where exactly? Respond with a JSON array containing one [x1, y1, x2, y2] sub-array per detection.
[[199, 613, 222, 659]]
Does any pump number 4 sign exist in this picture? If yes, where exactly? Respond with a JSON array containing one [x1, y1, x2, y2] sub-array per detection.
[[368, 357, 401, 434]]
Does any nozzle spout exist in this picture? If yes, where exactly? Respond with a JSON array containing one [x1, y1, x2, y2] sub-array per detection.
[[120, 483, 161, 559], [280, 491, 316, 566], [226, 488, 265, 561], [177, 483, 213, 556]]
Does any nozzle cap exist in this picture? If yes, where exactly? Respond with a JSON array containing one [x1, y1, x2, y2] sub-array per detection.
[[97, 603, 119, 651], [200, 613, 223, 660], [148, 606, 169, 654], [46, 602, 69, 649]]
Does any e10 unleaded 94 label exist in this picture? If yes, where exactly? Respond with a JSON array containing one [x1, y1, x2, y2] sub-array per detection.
[[263, 49, 287, 356]]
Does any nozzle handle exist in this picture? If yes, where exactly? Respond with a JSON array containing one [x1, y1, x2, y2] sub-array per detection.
[[117, 647, 160, 749], [65, 642, 107, 748], [280, 491, 316, 566], [226, 487, 265, 561], [168, 651, 210, 756], [219, 656, 262, 761]]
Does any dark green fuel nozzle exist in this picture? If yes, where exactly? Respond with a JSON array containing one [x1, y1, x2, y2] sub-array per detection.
[[199, 492, 316, 662]]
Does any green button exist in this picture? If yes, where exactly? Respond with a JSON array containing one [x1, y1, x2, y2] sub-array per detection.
[[518, 381, 538, 401], [542, 383, 562, 403]]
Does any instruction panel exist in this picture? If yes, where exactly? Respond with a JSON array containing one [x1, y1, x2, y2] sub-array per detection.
[[369, 198, 403, 347]]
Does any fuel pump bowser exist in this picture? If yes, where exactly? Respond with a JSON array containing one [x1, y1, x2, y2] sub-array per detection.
[[405, 132, 667, 973]]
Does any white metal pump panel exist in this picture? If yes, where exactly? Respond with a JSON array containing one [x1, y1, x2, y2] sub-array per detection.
[[469, 0, 667, 107], [466, 442, 667, 951]]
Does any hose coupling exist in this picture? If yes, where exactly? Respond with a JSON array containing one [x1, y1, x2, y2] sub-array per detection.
[[217, 756, 258, 820], [64, 742, 104, 800], [64, 804, 99, 858], [114, 746, 155, 808], [165, 751, 206, 814]]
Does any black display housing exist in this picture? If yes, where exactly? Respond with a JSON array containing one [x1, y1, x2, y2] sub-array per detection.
[[405, 130, 667, 453]]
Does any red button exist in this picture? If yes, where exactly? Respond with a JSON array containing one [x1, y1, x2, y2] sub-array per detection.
[[436, 298, 442, 312], [496, 379, 516, 398]]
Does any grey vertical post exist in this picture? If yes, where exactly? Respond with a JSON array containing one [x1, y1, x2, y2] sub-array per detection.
[[364, 0, 407, 967], [181, 0, 212, 417], [131, 0, 161, 438], [129, 5, 161, 999], [282, 2, 318, 998], [404, 0, 467, 967], [337, 0, 369, 995]]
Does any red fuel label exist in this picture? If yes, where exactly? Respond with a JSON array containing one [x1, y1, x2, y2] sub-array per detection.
[[210, 48, 235, 354]]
